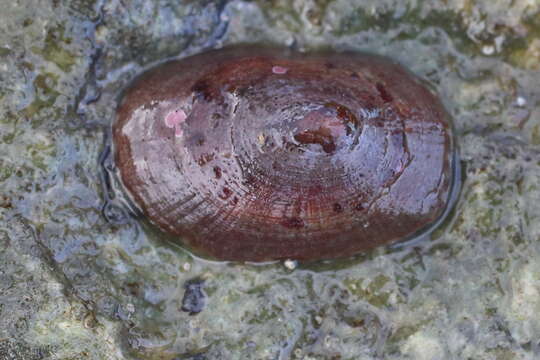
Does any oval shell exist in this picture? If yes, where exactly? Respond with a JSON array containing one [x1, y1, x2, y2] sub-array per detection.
[[113, 46, 454, 262]]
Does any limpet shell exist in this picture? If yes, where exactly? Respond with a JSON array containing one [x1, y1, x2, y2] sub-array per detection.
[[113, 46, 455, 262]]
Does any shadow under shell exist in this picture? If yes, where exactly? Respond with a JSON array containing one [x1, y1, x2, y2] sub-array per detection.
[[113, 45, 456, 262]]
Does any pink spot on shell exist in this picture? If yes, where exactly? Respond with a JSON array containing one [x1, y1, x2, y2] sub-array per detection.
[[165, 109, 187, 128], [174, 125, 183, 137], [272, 66, 288, 74]]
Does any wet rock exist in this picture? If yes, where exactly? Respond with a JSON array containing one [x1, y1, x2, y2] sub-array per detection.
[[181, 279, 206, 315]]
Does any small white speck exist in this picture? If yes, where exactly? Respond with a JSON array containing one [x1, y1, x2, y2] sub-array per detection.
[[283, 259, 297, 270], [482, 45, 495, 56], [258, 133, 265, 145], [516, 96, 527, 107], [175, 125, 183, 137], [315, 315, 323, 324], [494, 35, 505, 52], [125, 303, 135, 313], [285, 35, 295, 47], [183, 262, 191, 271], [272, 65, 288, 74]]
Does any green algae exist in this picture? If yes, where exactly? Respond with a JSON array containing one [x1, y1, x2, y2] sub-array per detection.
[[0, 47, 12, 57], [31, 25, 76, 73], [21, 73, 61, 123]]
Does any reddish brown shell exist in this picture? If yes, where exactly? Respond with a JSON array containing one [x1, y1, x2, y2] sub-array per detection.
[[113, 46, 454, 262]]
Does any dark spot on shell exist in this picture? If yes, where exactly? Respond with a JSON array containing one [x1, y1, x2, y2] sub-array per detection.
[[324, 101, 359, 135], [355, 203, 365, 211], [219, 187, 232, 200], [192, 79, 214, 102], [243, 174, 257, 187], [294, 130, 337, 154], [213, 166, 222, 179], [376, 82, 393, 103], [333, 203, 343, 213]]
